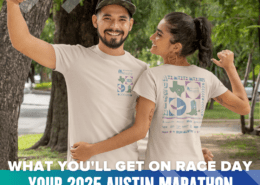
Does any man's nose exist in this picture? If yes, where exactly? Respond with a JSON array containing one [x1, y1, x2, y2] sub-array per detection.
[[110, 20, 120, 29]]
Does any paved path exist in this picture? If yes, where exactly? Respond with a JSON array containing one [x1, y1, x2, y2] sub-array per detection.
[[18, 93, 50, 136]]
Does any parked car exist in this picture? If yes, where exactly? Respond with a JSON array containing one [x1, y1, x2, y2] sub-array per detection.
[[241, 80, 260, 100], [34, 74, 41, 84], [24, 79, 32, 94]]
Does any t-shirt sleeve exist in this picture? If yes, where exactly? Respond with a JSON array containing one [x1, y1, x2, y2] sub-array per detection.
[[208, 72, 228, 99], [133, 69, 156, 103], [52, 44, 79, 75]]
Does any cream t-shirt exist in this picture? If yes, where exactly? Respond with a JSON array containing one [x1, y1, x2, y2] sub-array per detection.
[[133, 64, 228, 170], [52, 44, 148, 169]]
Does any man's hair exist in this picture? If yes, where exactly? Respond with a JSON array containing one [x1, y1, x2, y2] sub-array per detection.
[[96, 7, 132, 19]]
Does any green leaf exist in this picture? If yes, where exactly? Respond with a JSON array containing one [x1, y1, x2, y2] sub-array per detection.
[[245, 25, 260, 29], [219, 0, 225, 5]]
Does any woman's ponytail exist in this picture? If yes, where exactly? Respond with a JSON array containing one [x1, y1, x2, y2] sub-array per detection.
[[194, 17, 212, 67]]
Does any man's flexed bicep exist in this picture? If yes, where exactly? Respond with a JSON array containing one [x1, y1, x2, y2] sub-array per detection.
[[19, 35, 56, 69]]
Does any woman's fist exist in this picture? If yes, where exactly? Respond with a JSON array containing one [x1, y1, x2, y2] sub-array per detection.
[[211, 50, 235, 70]]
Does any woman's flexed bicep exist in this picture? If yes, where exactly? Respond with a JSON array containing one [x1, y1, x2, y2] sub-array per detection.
[[214, 90, 250, 115], [211, 49, 250, 115]]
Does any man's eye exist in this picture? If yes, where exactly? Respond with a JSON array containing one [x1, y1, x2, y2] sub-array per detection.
[[120, 19, 126, 21], [157, 33, 161, 37], [104, 18, 111, 20]]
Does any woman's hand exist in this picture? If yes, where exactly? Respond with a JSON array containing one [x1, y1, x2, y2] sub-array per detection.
[[6, 0, 25, 5], [70, 142, 96, 163], [211, 50, 235, 70]]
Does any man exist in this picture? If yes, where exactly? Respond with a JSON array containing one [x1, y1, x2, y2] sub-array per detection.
[[7, 0, 213, 169]]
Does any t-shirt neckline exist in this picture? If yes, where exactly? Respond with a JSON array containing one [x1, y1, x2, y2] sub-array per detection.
[[163, 64, 196, 68], [95, 45, 127, 60]]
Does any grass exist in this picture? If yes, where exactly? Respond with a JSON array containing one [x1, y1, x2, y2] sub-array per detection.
[[18, 134, 66, 170], [204, 102, 260, 119], [34, 82, 52, 90], [220, 134, 260, 161]]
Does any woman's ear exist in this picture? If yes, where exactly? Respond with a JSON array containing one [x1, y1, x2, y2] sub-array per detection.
[[173, 43, 183, 54]]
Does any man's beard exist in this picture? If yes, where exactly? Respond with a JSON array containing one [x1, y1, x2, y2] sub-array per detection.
[[97, 28, 129, 49]]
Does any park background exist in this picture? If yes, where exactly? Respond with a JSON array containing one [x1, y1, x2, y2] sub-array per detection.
[[0, 0, 260, 170]]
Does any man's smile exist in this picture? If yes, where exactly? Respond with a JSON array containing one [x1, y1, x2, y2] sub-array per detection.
[[107, 32, 121, 36]]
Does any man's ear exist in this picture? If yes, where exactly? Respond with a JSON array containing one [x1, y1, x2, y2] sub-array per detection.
[[129, 18, 134, 31], [92, 14, 98, 28]]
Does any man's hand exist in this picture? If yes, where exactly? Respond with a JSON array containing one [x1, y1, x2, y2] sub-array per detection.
[[6, 0, 25, 5], [70, 142, 95, 163], [202, 148, 214, 164]]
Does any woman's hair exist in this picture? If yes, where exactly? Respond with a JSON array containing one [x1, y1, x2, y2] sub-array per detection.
[[164, 12, 212, 67]]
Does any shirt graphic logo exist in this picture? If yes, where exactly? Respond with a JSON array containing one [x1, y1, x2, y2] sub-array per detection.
[[117, 84, 125, 92], [162, 75, 205, 135], [117, 69, 134, 96]]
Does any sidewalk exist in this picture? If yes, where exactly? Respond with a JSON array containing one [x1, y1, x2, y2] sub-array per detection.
[[203, 119, 260, 123]]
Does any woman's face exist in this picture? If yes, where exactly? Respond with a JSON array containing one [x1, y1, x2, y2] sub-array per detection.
[[150, 19, 175, 58]]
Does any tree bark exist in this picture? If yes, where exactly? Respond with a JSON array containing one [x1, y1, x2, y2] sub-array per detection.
[[29, 0, 99, 152], [240, 53, 252, 134], [252, 63, 255, 96], [249, 71, 260, 132], [208, 98, 215, 110], [0, 0, 53, 169]]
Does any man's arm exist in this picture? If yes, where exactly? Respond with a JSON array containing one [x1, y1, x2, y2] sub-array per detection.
[[70, 96, 155, 162], [7, 0, 56, 69]]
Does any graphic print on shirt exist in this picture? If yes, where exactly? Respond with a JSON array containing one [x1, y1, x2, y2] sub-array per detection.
[[117, 69, 134, 96], [162, 75, 206, 134]]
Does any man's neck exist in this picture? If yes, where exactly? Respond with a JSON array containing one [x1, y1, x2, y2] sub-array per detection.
[[98, 42, 125, 56]]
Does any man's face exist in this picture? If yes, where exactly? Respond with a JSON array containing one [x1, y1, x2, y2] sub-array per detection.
[[93, 5, 134, 49]]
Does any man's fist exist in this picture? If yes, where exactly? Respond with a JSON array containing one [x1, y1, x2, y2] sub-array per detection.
[[202, 148, 214, 164], [6, 0, 25, 5]]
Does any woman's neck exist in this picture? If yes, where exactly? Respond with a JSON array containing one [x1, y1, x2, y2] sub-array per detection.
[[163, 56, 190, 66]]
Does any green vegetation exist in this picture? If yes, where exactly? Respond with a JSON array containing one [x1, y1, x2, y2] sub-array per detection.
[[34, 82, 52, 90], [204, 102, 260, 119], [220, 135, 260, 160], [18, 134, 66, 170]]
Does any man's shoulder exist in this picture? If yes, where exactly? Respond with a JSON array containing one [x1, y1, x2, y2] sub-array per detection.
[[125, 51, 149, 69], [52, 43, 95, 52]]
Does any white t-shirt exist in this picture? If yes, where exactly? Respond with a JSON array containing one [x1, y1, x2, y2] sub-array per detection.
[[133, 64, 228, 170], [52, 44, 148, 169]]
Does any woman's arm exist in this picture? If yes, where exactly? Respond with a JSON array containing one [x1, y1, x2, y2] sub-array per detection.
[[70, 96, 155, 162], [212, 50, 250, 115]]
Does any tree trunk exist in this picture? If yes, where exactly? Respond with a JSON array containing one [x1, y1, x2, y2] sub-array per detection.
[[29, 0, 99, 152], [252, 63, 255, 97], [28, 63, 35, 84], [0, 0, 53, 169], [240, 53, 252, 134], [249, 71, 260, 132], [40, 67, 49, 83], [208, 98, 215, 110]]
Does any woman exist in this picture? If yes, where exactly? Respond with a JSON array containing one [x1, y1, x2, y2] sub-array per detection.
[[71, 12, 250, 169]]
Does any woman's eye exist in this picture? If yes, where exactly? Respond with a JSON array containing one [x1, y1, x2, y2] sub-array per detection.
[[104, 18, 111, 20]]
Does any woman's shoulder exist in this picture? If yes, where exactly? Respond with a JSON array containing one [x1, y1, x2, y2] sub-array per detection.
[[192, 65, 214, 76]]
